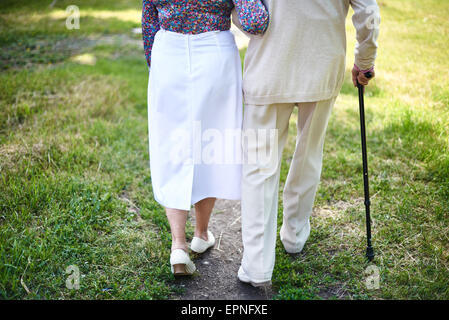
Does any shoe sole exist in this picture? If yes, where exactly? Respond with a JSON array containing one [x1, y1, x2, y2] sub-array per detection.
[[173, 264, 189, 276], [171, 263, 196, 276], [238, 276, 272, 288], [190, 244, 214, 254]]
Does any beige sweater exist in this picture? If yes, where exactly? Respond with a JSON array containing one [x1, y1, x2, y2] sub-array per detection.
[[233, 0, 380, 104]]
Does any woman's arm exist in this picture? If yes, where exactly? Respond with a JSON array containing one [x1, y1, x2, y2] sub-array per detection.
[[142, 0, 160, 68], [233, 0, 269, 35]]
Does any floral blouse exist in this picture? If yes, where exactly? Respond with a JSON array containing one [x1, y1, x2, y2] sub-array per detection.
[[142, 0, 269, 67]]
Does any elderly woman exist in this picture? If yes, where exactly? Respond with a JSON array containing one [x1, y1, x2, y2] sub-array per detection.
[[142, 0, 268, 275]]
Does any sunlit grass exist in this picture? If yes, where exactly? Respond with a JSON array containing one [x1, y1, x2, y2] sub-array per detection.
[[0, 0, 448, 299]]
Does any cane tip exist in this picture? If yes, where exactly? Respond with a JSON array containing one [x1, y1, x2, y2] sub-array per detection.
[[366, 247, 375, 261]]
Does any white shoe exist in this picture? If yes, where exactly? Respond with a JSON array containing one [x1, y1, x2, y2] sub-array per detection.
[[190, 230, 215, 253], [237, 266, 272, 288], [170, 249, 196, 276]]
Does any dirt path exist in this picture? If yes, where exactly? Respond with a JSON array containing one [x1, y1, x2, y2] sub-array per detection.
[[172, 199, 275, 300]]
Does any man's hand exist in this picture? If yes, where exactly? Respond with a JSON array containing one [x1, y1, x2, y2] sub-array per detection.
[[352, 66, 375, 87]]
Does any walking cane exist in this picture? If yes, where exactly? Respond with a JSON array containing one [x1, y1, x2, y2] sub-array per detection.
[[357, 71, 374, 261]]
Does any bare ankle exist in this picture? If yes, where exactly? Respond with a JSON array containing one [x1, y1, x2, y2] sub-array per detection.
[[171, 243, 188, 252], [194, 230, 209, 241]]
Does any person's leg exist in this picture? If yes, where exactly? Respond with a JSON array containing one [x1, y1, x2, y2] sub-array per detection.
[[194, 197, 216, 241], [241, 103, 294, 282], [280, 98, 336, 253], [165, 208, 189, 252], [166, 207, 196, 275]]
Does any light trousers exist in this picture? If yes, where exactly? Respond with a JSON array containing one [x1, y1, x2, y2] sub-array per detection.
[[241, 98, 336, 282]]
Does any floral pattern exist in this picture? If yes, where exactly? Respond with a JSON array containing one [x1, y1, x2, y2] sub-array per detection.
[[142, 0, 269, 67]]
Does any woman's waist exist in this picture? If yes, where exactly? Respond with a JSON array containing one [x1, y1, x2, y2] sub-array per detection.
[[159, 23, 231, 37], [159, 27, 230, 38], [156, 27, 236, 49], [157, 10, 233, 35]]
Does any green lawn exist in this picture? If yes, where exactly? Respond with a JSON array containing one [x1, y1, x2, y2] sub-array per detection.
[[0, 0, 448, 300]]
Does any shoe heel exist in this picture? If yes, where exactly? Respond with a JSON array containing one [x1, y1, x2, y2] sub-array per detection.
[[173, 264, 187, 275]]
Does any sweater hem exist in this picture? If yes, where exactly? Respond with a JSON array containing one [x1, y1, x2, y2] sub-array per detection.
[[243, 89, 341, 105]]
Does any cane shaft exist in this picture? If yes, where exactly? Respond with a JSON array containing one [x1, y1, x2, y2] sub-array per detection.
[[357, 83, 374, 261]]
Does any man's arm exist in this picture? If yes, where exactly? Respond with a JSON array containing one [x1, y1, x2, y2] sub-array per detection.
[[350, 0, 380, 86]]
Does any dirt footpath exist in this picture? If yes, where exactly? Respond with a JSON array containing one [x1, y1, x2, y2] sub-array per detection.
[[173, 199, 275, 300]]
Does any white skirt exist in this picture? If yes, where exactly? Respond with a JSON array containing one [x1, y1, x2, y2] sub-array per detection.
[[148, 29, 243, 210]]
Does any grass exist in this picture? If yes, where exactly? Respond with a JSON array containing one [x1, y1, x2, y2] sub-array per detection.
[[272, 0, 449, 299], [0, 0, 448, 299]]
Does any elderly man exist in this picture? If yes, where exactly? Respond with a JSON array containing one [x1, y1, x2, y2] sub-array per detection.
[[234, 0, 380, 286]]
